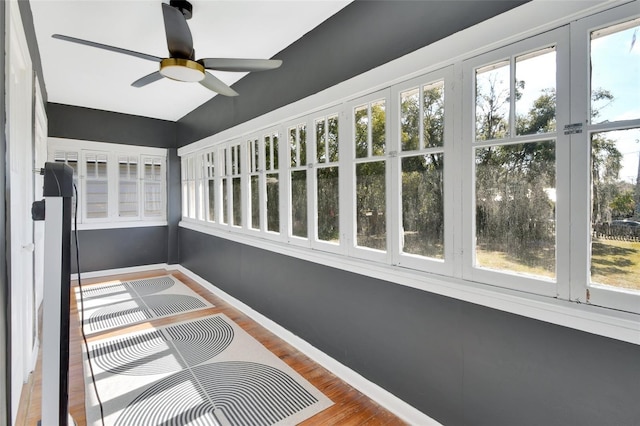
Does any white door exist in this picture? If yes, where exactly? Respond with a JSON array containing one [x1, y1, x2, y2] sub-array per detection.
[[34, 78, 47, 316], [6, 1, 35, 423]]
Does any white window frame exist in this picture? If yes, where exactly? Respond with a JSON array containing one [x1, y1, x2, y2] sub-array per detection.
[[284, 118, 311, 247], [461, 27, 571, 298], [310, 106, 345, 255], [570, 3, 640, 314], [390, 67, 456, 276], [346, 89, 392, 263], [48, 138, 167, 229]]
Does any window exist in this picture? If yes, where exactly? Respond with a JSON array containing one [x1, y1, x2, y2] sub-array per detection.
[[289, 123, 308, 240], [463, 28, 567, 297], [84, 152, 109, 220], [399, 80, 446, 261], [49, 138, 167, 227], [118, 155, 138, 218], [204, 151, 215, 223], [352, 93, 388, 257], [313, 112, 340, 248], [247, 137, 260, 230], [572, 8, 640, 313], [265, 131, 281, 234], [222, 143, 242, 227], [143, 156, 164, 218]]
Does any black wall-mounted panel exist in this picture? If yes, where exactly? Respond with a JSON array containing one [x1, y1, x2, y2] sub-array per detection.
[[177, 1, 528, 145], [48, 102, 176, 148], [179, 228, 640, 426], [71, 227, 168, 274]]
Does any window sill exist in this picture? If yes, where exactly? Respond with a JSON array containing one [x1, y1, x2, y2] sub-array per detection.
[[180, 220, 640, 345], [76, 220, 168, 231]]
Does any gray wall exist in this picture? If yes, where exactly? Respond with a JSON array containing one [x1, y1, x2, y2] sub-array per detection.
[[179, 229, 640, 426], [47, 103, 180, 272], [177, 0, 528, 145]]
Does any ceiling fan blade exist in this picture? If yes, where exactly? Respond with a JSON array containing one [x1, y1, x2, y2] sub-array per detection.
[[132, 71, 164, 88], [199, 58, 283, 72], [52, 34, 162, 62], [162, 3, 193, 59], [200, 72, 239, 97]]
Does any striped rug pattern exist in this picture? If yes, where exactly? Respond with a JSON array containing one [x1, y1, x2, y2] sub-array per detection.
[[77, 276, 213, 333], [84, 313, 333, 425]]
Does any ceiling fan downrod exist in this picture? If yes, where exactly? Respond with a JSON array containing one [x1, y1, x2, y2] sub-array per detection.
[[169, 0, 193, 20]]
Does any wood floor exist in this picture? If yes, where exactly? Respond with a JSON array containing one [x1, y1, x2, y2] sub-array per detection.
[[16, 269, 407, 425]]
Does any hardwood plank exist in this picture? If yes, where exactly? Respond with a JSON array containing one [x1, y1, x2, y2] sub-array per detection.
[[17, 268, 408, 425]]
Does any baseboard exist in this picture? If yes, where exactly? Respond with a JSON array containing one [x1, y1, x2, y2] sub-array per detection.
[[71, 263, 170, 281], [175, 265, 441, 426]]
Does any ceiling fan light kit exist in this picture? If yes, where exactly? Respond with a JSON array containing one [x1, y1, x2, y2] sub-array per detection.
[[51, 0, 282, 96], [160, 58, 204, 82]]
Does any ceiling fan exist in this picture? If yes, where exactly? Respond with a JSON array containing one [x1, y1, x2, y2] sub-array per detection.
[[52, 0, 282, 96]]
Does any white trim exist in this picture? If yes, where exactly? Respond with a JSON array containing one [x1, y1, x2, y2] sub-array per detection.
[[49, 137, 167, 157], [180, 221, 640, 345], [75, 221, 168, 231], [70, 263, 169, 281], [174, 264, 442, 426]]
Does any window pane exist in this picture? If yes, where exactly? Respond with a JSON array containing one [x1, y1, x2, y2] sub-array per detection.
[[401, 154, 444, 259], [250, 175, 259, 230], [207, 180, 215, 222], [591, 18, 640, 124], [372, 101, 386, 155], [291, 170, 307, 238], [144, 182, 162, 217], [476, 60, 510, 140], [423, 81, 445, 148], [316, 119, 326, 163], [356, 161, 386, 250], [590, 128, 640, 292], [328, 115, 339, 163], [317, 166, 339, 243], [475, 141, 556, 278], [222, 179, 228, 224], [232, 177, 241, 226], [401, 87, 420, 151], [516, 47, 556, 135], [266, 173, 279, 233], [355, 105, 369, 158]]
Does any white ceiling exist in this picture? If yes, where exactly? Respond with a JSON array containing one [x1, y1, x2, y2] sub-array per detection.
[[31, 0, 352, 121]]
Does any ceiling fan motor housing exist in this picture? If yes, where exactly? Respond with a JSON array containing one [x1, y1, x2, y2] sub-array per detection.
[[169, 0, 193, 20]]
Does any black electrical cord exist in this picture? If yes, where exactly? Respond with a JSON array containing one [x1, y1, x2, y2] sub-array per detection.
[[73, 183, 105, 426]]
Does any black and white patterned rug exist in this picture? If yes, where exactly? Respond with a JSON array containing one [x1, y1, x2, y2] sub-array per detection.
[[77, 276, 214, 333], [83, 313, 333, 425]]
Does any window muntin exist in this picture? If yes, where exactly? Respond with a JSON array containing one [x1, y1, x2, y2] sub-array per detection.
[[354, 98, 387, 251], [315, 115, 340, 245], [118, 155, 138, 218], [289, 124, 308, 239], [399, 80, 446, 260]]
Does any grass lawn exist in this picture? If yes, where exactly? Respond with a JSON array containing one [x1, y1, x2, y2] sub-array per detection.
[[591, 239, 640, 291], [476, 239, 640, 292]]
